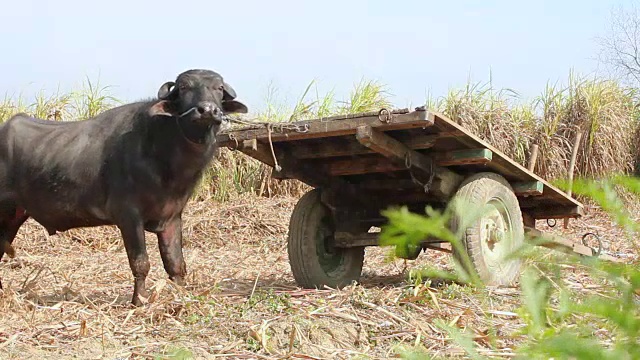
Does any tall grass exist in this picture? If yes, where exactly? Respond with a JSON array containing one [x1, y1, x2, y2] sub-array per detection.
[[0, 78, 118, 123], [1, 71, 639, 202], [432, 71, 640, 180]]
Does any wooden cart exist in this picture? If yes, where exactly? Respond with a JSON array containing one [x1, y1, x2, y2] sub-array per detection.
[[217, 107, 616, 288]]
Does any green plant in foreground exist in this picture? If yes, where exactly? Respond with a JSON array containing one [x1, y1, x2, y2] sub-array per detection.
[[381, 176, 640, 359]]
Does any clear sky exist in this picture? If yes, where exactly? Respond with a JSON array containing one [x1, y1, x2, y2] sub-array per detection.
[[0, 0, 634, 114]]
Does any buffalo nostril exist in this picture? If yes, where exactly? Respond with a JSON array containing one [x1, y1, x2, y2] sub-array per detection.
[[197, 106, 207, 115]]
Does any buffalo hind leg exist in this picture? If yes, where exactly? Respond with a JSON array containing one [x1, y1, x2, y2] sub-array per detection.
[[0, 206, 29, 289], [157, 216, 187, 286], [118, 216, 150, 306]]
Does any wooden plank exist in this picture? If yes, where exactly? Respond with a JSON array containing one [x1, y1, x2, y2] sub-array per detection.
[[293, 133, 445, 160], [324, 151, 491, 175], [512, 181, 544, 197], [218, 108, 435, 145], [435, 148, 493, 166], [292, 131, 465, 160]]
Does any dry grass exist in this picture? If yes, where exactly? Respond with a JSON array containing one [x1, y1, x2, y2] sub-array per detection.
[[0, 193, 636, 359]]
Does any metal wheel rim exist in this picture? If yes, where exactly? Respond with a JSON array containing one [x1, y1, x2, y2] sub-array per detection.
[[479, 198, 516, 274]]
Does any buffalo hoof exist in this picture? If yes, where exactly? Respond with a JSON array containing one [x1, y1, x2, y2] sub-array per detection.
[[170, 276, 186, 286], [131, 289, 150, 307]]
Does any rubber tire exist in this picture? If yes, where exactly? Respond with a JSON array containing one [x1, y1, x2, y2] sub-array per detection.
[[287, 189, 365, 289], [450, 172, 524, 286]]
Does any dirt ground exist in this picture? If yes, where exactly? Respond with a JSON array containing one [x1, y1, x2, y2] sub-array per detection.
[[0, 195, 636, 359]]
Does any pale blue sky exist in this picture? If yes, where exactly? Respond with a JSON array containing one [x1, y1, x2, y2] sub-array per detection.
[[0, 0, 634, 114]]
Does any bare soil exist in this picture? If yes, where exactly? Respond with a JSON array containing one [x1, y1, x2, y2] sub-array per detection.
[[0, 195, 636, 359]]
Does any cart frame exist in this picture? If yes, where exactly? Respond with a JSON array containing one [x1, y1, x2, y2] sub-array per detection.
[[217, 107, 619, 288]]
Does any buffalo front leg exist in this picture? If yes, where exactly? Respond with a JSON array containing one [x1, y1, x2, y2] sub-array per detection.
[[157, 216, 187, 286], [119, 217, 150, 306], [0, 206, 29, 290]]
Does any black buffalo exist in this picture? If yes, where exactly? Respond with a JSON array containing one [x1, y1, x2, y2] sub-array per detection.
[[0, 69, 248, 306]]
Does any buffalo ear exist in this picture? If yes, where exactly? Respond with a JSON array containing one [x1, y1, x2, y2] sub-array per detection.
[[222, 100, 248, 114], [222, 81, 237, 101], [148, 100, 176, 117]]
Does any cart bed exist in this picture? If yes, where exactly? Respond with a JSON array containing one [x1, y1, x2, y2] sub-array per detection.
[[217, 107, 583, 221]]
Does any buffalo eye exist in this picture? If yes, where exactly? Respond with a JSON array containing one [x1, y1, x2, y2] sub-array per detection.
[[178, 83, 187, 91], [218, 85, 224, 91]]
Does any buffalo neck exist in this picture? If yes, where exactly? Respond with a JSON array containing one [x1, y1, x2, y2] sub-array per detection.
[[174, 116, 218, 147], [140, 110, 219, 187]]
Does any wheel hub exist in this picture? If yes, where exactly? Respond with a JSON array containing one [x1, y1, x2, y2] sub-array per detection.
[[316, 218, 343, 271], [480, 200, 512, 269]]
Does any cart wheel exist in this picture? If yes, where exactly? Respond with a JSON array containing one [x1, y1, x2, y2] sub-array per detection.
[[287, 189, 365, 289], [450, 172, 524, 286]]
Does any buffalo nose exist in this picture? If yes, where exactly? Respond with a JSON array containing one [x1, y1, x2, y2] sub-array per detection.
[[196, 102, 221, 118]]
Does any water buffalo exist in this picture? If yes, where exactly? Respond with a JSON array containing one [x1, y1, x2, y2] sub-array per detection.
[[0, 69, 248, 306]]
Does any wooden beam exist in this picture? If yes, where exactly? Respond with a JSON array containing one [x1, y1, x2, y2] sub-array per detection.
[[354, 126, 463, 198], [292, 132, 451, 160], [232, 139, 276, 167], [525, 227, 622, 262], [527, 205, 584, 219], [334, 232, 379, 248], [334, 231, 450, 249], [435, 148, 493, 166], [525, 227, 593, 256], [512, 181, 544, 197], [355, 125, 434, 172], [323, 147, 497, 177], [218, 108, 435, 144]]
